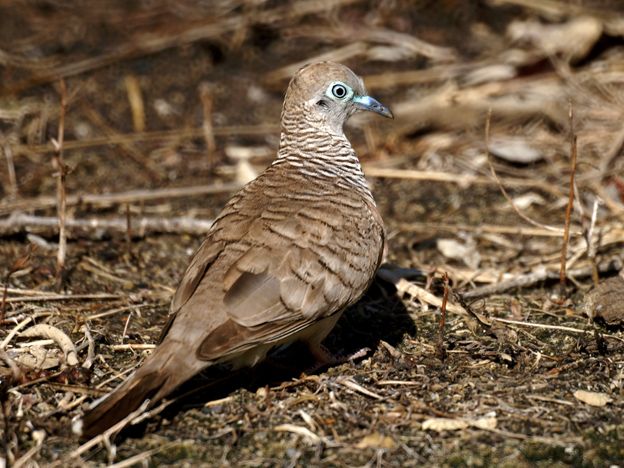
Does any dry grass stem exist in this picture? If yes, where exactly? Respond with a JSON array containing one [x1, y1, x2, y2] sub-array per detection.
[[364, 166, 566, 197], [559, 103, 578, 290], [124, 75, 145, 133], [199, 82, 217, 166]]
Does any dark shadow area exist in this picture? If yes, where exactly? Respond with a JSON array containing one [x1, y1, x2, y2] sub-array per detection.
[[117, 274, 415, 440]]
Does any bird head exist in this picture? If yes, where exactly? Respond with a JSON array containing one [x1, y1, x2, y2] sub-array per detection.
[[282, 61, 393, 135]]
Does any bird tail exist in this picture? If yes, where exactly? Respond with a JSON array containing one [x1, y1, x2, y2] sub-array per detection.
[[73, 342, 203, 439]]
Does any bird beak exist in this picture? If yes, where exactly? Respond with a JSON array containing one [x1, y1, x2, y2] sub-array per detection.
[[352, 95, 393, 119]]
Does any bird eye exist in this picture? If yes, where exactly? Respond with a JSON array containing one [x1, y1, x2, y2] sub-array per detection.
[[332, 84, 347, 99]]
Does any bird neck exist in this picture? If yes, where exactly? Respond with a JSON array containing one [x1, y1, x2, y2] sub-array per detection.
[[274, 119, 374, 203]]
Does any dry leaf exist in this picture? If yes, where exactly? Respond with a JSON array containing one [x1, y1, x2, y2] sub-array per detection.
[[436, 238, 481, 270], [356, 432, 396, 449], [573, 390, 612, 407], [489, 136, 543, 164]]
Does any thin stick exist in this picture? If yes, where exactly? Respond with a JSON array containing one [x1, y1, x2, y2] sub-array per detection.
[[51, 79, 68, 289], [3, 293, 120, 304], [109, 343, 156, 351], [463, 255, 622, 299], [85, 303, 157, 321], [396, 221, 577, 238], [0, 213, 214, 237], [0, 183, 240, 215], [364, 166, 566, 198], [559, 102, 577, 290], [490, 317, 624, 343]]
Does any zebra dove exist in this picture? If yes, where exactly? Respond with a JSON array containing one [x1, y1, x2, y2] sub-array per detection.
[[75, 61, 392, 438]]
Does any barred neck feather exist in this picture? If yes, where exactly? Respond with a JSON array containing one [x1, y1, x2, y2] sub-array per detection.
[[273, 103, 374, 204]]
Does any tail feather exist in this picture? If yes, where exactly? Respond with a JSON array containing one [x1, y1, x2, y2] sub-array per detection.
[[74, 344, 202, 439]]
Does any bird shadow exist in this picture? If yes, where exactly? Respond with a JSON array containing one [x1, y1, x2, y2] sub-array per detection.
[[120, 268, 417, 439]]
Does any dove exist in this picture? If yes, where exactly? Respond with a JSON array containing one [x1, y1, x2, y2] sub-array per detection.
[[75, 61, 392, 438]]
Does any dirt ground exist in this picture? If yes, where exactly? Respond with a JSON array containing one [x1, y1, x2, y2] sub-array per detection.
[[1, 1, 623, 466]]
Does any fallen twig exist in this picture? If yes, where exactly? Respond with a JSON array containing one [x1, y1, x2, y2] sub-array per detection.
[[396, 221, 578, 238], [109, 343, 156, 351], [463, 256, 623, 299], [18, 324, 79, 366], [0, 183, 239, 216], [0, 213, 214, 237], [491, 317, 624, 343], [363, 166, 566, 197], [3, 293, 120, 303]]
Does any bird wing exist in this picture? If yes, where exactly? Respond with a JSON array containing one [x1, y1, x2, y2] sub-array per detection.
[[195, 201, 384, 361]]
